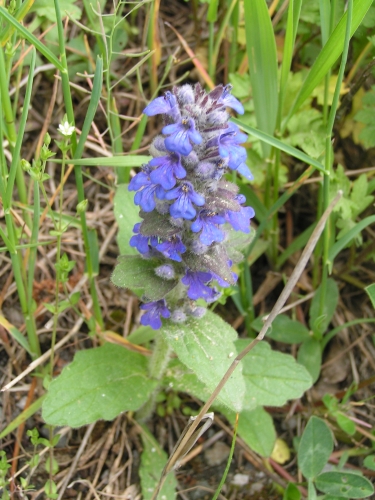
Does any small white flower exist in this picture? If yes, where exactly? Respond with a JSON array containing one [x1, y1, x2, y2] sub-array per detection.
[[58, 121, 75, 137]]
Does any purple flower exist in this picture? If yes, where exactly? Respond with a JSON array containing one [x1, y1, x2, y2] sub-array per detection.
[[149, 153, 186, 190], [165, 181, 205, 220], [219, 84, 244, 115], [163, 117, 202, 156], [143, 91, 180, 121], [181, 270, 218, 301], [133, 179, 165, 212], [225, 195, 255, 233], [129, 223, 158, 254], [210, 266, 238, 288], [237, 162, 253, 181], [191, 210, 226, 245], [140, 299, 171, 330], [156, 235, 186, 262], [218, 123, 247, 170], [128, 165, 152, 191]]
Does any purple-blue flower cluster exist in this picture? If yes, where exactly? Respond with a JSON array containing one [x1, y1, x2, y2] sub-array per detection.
[[130, 83, 255, 329]]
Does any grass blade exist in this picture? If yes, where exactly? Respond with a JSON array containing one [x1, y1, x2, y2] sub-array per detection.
[[51, 155, 151, 167], [6, 48, 36, 205], [278, 0, 302, 123], [231, 118, 327, 173], [75, 56, 103, 160], [0, 315, 32, 355], [285, 0, 373, 122], [0, 395, 46, 439], [0, 6, 65, 72], [244, 0, 278, 157]]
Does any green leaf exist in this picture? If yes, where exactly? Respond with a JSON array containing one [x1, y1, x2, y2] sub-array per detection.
[[336, 413, 356, 436], [309, 278, 339, 335], [283, 482, 302, 500], [0, 6, 65, 72], [114, 184, 141, 255], [244, 0, 278, 157], [162, 311, 246, 412], [297, 338, 322, 384], [111, 255, 178, 301], [266, 314, 311, 344], [328, 216, 375, 270], [308, 479, 317, 500], [232, 118, 327, 174], [298, 416, 333, 479], [351, 175, 374, 217], [164, 360, 275, 457], [30, 0, 81, 21], [287, 0, 373, 119], [223, 406, 276, 457], [363, 455, 375, 471], [42, 343, 157, 427], [237, 340, 312, 410], [139, 425, 177, 500], [315, 471, 374, 498]]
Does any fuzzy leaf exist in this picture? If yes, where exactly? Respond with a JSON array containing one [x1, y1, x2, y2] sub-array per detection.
[[164, 360, 275, 457], [236, 340, 312, 410], [139, 425, 177, 499], [364, 455, 375, 471], [265, 314, 311, 344], [200, 245, 236, 285], [111, 255, 178, 300], [297, 338, 322, 383], [140, 211, 180, 238], [223, 406, 276, 457], [42, 343, 157, 427], [309, 278, 339, 334], [298, 416, 333, 479], [182, 245, 235, 285], [315, 471, 374, 498], [162, 311, 245, 412], [336, 413, 356, 436]]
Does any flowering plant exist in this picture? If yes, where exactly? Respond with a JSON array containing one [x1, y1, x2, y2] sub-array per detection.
[[112, 83, 255, 329]]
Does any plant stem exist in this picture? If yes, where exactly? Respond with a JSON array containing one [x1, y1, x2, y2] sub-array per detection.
[[136, 334, 171, 421]]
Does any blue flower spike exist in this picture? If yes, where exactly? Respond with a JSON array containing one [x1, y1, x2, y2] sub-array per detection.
[[165, 181, 205, 220], [163, 117, 202, 155], [191, 210, 225, 245], [219, 84, 245, 115], [143, 91, 180, 121], [149, 153, 186, 190], [140, 300, 171, 330], [126, 83, 254, 329]]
